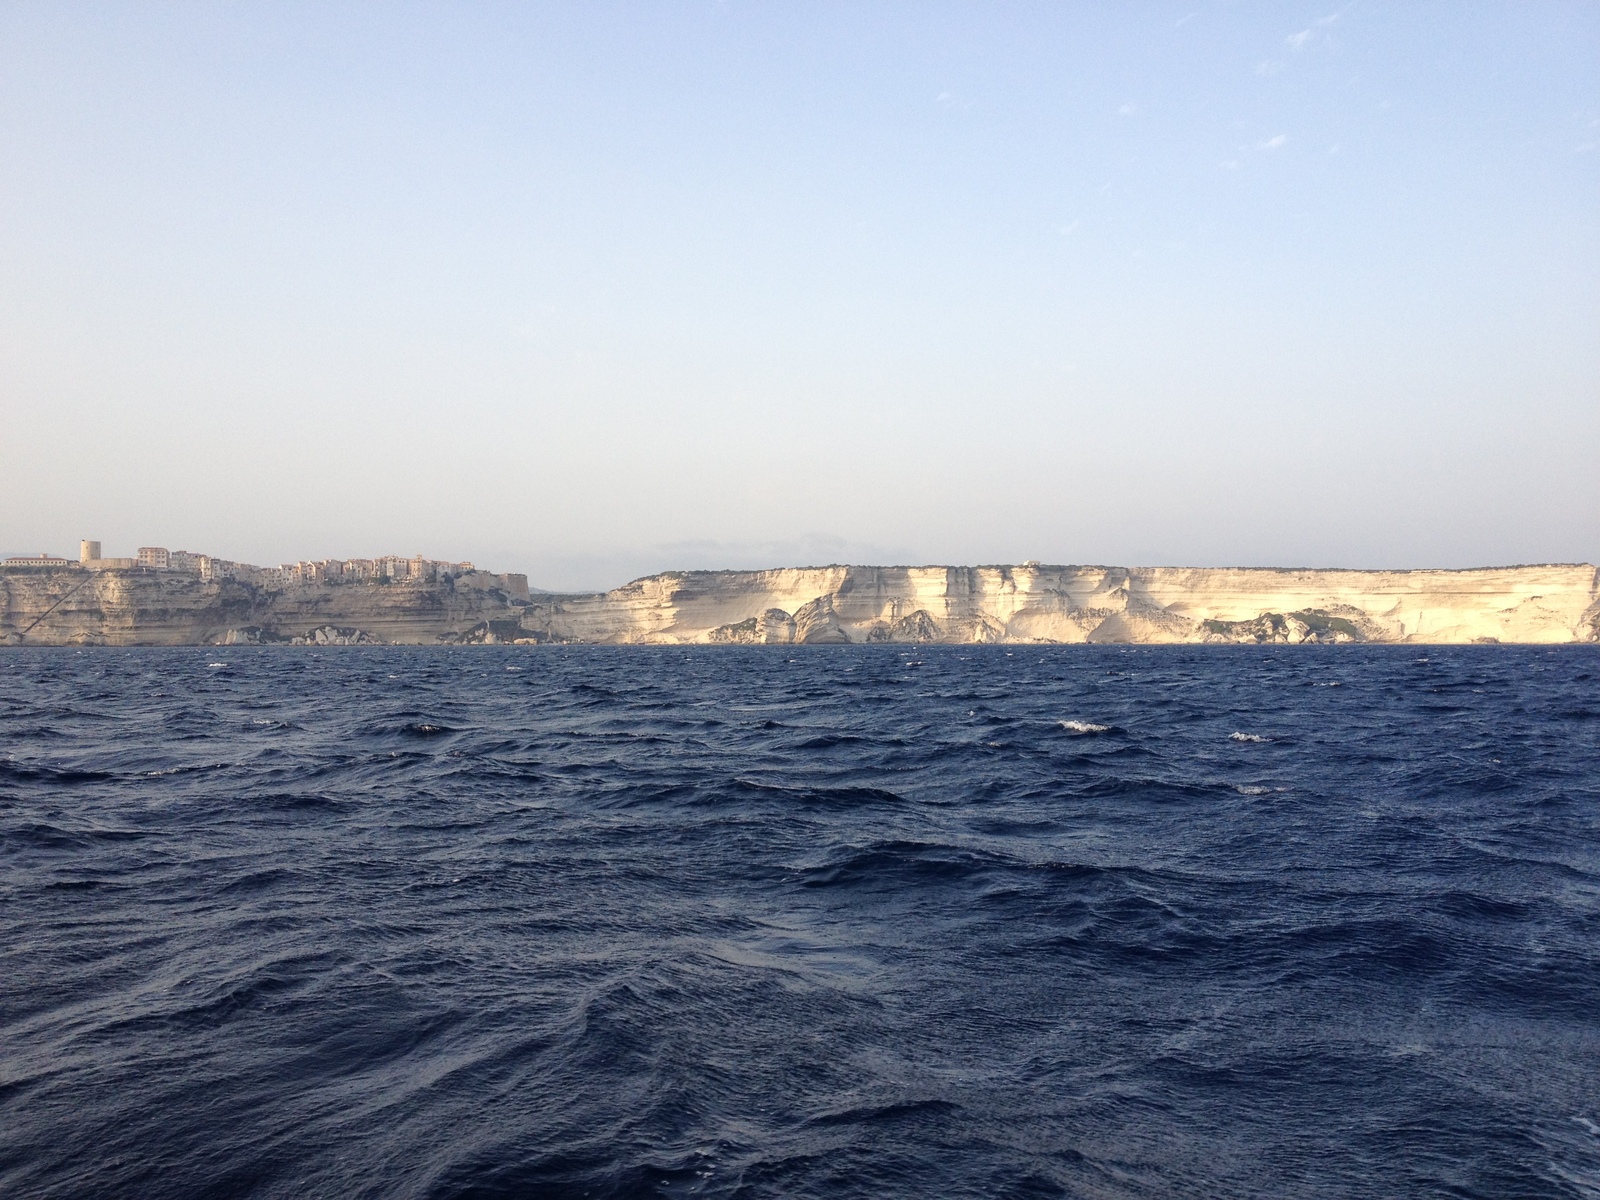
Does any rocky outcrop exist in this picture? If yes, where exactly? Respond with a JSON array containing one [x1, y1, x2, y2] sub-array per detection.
[[708, 608, 797, 645], [4, 562, 1597, 647], [290, 626, 385, 646]]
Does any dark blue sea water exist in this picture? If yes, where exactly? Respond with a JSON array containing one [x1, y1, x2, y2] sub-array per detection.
[[2, 646, 1598, 1199]]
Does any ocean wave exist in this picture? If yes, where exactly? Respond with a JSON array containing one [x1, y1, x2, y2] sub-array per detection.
[[797, 839, 1015, 889], [0, 760, 116, 785]]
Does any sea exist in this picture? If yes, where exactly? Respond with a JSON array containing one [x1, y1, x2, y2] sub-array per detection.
[[2, 645, 1597, 1199]]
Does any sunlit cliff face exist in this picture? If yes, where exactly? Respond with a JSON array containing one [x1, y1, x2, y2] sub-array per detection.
[[5, 564, 1596, 647], [527, 565, 1600, 646]]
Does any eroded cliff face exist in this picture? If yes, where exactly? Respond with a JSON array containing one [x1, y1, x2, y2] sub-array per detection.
[[4, 563, 1597, 647], [0, 569, 528, 646], [517, 564, 1600, 646]]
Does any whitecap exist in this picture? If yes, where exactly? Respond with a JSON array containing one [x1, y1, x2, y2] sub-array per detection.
[[1230, 732, 1269, 743], [1236, 785, 1270, 795], [206, 662, 228, 669], [1060, 720, 1112, 735]]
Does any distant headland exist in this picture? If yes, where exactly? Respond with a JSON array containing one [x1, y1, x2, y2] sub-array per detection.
[[2, 541, 1596, 646]]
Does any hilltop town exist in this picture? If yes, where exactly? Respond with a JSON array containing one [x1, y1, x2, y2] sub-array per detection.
[[1, 539, 536, 646]]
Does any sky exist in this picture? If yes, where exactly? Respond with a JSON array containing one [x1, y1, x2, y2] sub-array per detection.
[[1, 2, 1596, 590]]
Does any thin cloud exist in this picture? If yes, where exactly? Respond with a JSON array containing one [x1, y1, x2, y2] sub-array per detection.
[[1118, 103, 1137, 116], [1287, 11, 1341, 50], [1258, 134, 1288, 151]]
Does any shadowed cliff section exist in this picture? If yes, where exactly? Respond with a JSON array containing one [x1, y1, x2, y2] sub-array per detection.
[[4, 563, 1598, 646], [0, 568, 530, 646]]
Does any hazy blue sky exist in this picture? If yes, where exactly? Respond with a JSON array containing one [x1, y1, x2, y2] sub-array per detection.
[[2, 2, 1596, 588]]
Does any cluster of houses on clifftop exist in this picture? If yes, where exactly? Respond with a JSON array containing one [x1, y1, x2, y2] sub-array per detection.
[[3, 541, 525, 597]]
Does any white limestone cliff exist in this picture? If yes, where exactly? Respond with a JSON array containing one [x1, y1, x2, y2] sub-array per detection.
[[517, 564, 1600, 645], [3, 562, 1596, 646]]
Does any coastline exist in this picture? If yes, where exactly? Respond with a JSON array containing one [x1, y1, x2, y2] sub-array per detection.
[[4, 562, 1597, 647]]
